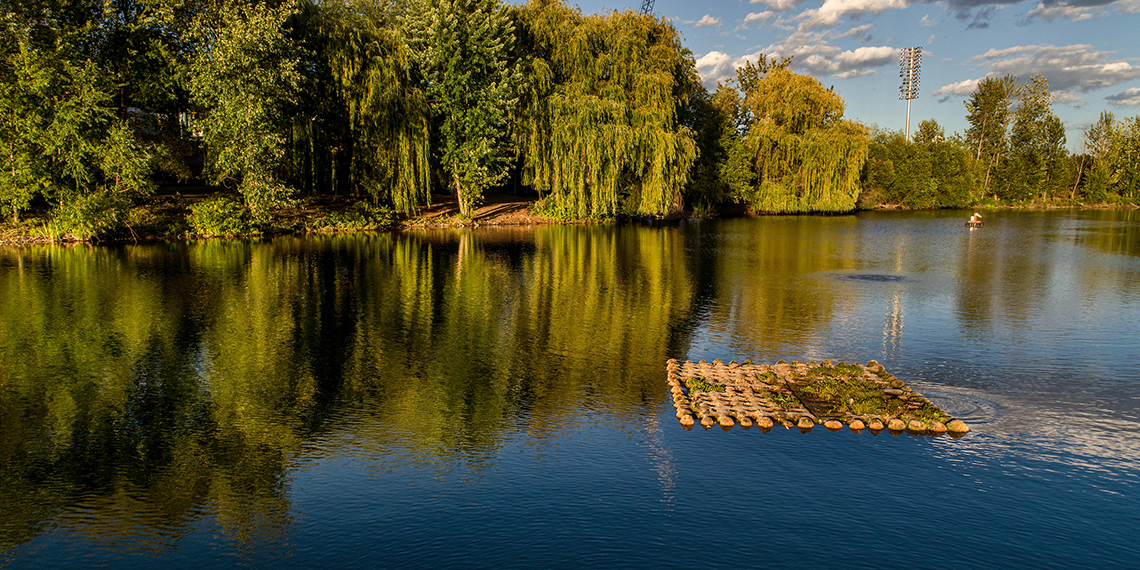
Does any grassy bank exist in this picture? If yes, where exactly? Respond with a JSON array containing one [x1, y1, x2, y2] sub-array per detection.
[[0, 192, 562, 245], [2, 191, 1136, 246]]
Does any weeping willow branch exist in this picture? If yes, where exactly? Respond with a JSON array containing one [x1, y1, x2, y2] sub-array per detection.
[[730, 68, 869, 213], [512, 0, 699, 218], [294, 0, 431, 213]]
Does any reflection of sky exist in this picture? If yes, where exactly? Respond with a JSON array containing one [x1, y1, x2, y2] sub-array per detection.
[[690, 209, 1140, 471], [6, 213, 1140, 567]]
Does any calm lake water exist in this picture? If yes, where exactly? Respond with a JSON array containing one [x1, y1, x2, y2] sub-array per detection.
[[2, 209, 1140, 568]]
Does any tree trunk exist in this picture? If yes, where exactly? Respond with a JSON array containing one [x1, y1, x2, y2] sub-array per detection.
[[1072, 156, 1085, 200], [983, 153, 998, 192], [975, 112, 987, 161], [454, 174, 469, 218]]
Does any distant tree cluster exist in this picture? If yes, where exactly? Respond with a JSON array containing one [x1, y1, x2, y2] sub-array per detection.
[[863, 73, 1140, 209], [1082, 111, 1140, 202], [861, 119, 974, 210]]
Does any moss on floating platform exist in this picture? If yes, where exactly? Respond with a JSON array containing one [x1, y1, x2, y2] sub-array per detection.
[[665, 358, 967, 437]]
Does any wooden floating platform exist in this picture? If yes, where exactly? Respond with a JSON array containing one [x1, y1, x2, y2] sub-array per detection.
[[667, 358, 969, 437]]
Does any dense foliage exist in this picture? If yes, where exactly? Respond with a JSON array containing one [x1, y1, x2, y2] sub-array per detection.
[[861, 122, 975, 209], [405, 0, 519, 218], [1081, 111, 1140, 203], [2, 0, 1139, 240], [512, 0, 700, 219], [864, 73, 1139, 209], [723, 67, 869, 213]]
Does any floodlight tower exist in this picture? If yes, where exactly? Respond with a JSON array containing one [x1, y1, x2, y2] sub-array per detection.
[[641, 0, 654, 15], [899, 47, 921, 142]]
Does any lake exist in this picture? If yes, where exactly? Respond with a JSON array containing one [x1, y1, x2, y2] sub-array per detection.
[[2, 209, 1139, 568]]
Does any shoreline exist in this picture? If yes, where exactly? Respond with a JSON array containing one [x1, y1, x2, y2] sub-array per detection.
[[1, 193, 1136, 246]]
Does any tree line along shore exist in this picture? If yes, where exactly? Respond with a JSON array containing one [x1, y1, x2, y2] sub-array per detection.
[[2, 0, 1139, 243]]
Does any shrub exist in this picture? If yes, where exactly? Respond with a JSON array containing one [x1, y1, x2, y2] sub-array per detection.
[[531, 196, 612, 222], [309, 201, 396, 232], [48, 193, 125, 240], [187, 196, 255, 236]]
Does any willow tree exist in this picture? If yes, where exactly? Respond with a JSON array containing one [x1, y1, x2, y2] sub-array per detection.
[[403, 0, 519, 218], [728, 67, 868, 213], [512, 0, 700, 219], [294, 0, 430, 212], [686, 55, 792, 208]]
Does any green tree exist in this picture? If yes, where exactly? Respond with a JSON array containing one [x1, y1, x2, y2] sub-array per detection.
[[1038, 113, 1068, 201], [1115, 117, 1140, 201], [0, 16, 152, 234], [964, 75, 1020, 196], [1007, 75, 1064, 202], [512, 0, 700, 219], [861, 126, 975, 209], [683, 86, 735, 208], [92, 0, 197, 120], [0, 27, 54, 223], [189, 0, 301, 220], [90, 0, 200, 184], [728, 67, 869, 213], [293, 0, 431, 212], [685, 55, 792, 209], [913, 118, 944, 144], [404, 0, 519, 218], [97, 120, 155, 197], [1082, 110, 1116, 202]]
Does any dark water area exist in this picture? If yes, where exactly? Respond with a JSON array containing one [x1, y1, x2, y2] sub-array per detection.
[[2, 209, 1139, 568]]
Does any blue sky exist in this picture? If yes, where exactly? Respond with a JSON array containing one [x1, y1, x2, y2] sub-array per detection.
[[558, 0, 1140, 150]]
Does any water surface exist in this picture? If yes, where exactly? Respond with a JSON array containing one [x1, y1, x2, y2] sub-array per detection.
[[2, 209, 1139, 568]]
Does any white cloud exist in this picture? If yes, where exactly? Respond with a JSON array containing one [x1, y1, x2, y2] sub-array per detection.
[[836, 46, 897, 68], [1024, 2, 1106, 23], [1052, 91, 1085, 105], [928, 34, 935, 45], [971, 44, 1140, 93], [767, 41, 840, 61], [799, 46, 898, 76], [744, 11, 775, 25], [932, 78, 980, 98], [836, 23, 874, 39], [800, 0, 910, 30], [695, 51, 736, 85], [1106, 87, 1140, 107], [750, 0, 800, 12], [835, 69, 878, 78], [693, 22, 898, 88], [696, 14, 721, 27], [936, 44, 1140, 108], [920, 14, 935, 26], [970, 45, 1041, 61], [1118, 0, 1140, 13]]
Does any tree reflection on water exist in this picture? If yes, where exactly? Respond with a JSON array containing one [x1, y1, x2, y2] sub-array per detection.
[[2, 209, 1140, 559]]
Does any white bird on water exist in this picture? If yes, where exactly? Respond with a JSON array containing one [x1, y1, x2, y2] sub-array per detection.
[[967, 213, 982, 228]]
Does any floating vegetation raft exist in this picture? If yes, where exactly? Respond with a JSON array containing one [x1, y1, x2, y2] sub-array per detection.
[[667, 359, 970, 437]]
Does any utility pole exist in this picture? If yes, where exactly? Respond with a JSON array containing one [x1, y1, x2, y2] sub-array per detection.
[[899, 47, 921, 142], [641, 0, 654, 15]]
